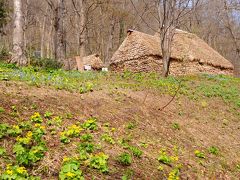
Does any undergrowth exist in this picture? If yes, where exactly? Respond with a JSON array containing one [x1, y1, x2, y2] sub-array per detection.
[[0, 62, 239, 107]]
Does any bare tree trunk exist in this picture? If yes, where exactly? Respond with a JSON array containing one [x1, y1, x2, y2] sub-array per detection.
[[11, 0, 27, 66], [79, 0, 85, 61], [54, 0, 65, 63], [223, 0, 240, 77], [46, 19, 54, 59], [72, 0, 85, 71], [40, 13, 47, 58], [99, 5, 105, 62], [106, 18, 115, 64], [161, 27, 174, 77], [158, 0, 176, 77]]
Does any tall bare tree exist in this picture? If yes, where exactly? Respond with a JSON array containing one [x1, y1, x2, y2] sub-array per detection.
[[222, 0, 240, 77], [55, 0, 66, 63], [10, 0, 27, 66], [0, 0, 8, 35], [157, 0, 195, 77]]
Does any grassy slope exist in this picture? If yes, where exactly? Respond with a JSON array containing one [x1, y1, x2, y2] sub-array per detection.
[[0, 63, 240, 179]]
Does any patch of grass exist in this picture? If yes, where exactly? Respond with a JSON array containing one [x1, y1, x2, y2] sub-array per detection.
[[119, 138, 130, 149], [126, 122, 136, 130], [101, 133, 115, 144], [0, 62, 239, 107], [208, 146, 219, 155], [129, 146, 143, 158], [122, 169, 134, 180], [117, 152, 132, 166]]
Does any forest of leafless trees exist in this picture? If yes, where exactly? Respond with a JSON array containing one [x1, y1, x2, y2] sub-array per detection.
[[0, 0, 239, 76]]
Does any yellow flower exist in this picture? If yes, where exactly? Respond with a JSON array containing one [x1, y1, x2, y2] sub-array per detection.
[[170, 156, 179, 162], [6, 164, 12, 170], [26, 131, 33, 138], [63, 157, 70, 162], [158, 165, 164, 171], [66, 172, 75, 177], [33, 112, 40, 117], [32, 149, 39, 154], [34, 123, 41, 128], [6, 170, 13, 175], [13, 125, 20, 129], [194, 150, 200, 154], [16, 167, 27, 174]]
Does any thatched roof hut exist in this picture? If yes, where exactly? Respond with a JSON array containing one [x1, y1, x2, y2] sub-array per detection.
[[110, 29, 233, 75], [63, 54, 103, 71], [82, 54, 103, 70]]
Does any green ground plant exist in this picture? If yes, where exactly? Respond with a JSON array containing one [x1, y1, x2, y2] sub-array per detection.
[[88, 152, 109, 173], [117, 152, 132, 166], [13, 123, 47, 165], [0, 123, 10, 139], [47, 116, 62, 126], [126, 122, 136, 130], [158, 149, 173, 165], [172, 123, 180, 130], [44, 111, 53, 119], [80, 133, 93, 142], [60, 124, 83, 143], [0, 62, 240, 179], [128, 146, 143, 158], [121, 169, 134, 180], [0, 106, 5, 113], [101, 133, 115, 144], [208, 146, 219, 155], [0, 62, 239, 107], [0, 146, 6, 156], [194, 150, 205, 159], [0, 165, 40, 180], [82, 117, 98, 130], [59, 158, 84, 180]]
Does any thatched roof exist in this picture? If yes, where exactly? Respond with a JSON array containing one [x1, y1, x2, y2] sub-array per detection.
[[63, 54, 103, 70], [82, 54, 103, 70], [111, 30, 233, 70]]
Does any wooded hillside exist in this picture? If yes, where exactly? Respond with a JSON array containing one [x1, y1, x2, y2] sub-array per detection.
[[0, 0, 240, 76]]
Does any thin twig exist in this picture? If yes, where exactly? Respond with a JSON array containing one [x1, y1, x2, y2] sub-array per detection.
[[158, 79, 182, 111]]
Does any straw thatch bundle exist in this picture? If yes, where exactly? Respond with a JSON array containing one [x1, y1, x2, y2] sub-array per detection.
[[82, 54, 103, 70], [110, 29, 233, 75], [63, 54, 103, 71]]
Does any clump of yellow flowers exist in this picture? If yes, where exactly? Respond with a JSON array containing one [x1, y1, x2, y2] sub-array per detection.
[[0, 164, 37, 179], [30, 112, 43, 123]]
